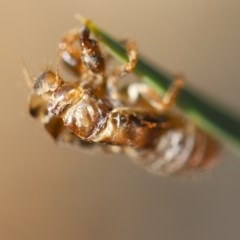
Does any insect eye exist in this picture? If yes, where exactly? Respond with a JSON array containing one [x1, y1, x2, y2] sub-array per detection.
[[34, 71, 59, 95]]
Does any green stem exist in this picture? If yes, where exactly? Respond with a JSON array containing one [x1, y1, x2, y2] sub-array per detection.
[[85, 20, 240, 156]]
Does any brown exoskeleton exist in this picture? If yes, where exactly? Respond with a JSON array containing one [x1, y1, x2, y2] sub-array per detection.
[[27, 25, 219, 176]]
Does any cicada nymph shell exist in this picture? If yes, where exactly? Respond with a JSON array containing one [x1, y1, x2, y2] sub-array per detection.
[[27, 24, 219, 176]]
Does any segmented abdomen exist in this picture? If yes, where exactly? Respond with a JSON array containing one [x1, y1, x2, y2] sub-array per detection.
[[126, 123, 219, 176]]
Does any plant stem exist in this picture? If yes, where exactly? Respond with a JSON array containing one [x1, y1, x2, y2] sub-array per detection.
[[84, 19, 240, 156]]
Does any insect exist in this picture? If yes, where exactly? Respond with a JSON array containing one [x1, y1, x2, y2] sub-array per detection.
[[26, 24, 219, 176]]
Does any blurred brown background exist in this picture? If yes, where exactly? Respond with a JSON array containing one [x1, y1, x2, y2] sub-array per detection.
[[1, 1, 240, 240]]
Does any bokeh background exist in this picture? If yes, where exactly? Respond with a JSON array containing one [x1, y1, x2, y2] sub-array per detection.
[[1, 1, 240, 240]]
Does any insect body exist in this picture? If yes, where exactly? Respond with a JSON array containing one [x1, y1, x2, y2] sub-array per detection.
[[28, 25, 218, 175]]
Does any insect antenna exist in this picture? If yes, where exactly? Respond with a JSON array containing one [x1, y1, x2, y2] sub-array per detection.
[[55, 47, 62, 84], [22, 60, 34, 88]]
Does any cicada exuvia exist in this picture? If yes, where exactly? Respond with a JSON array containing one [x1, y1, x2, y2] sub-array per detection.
[[26, 24, 219, 176]]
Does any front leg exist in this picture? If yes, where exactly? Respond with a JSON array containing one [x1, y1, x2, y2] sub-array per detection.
[[58, 28, 85, 74]]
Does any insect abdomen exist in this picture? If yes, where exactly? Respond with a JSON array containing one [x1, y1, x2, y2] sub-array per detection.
[[127, 123, 219, 176]]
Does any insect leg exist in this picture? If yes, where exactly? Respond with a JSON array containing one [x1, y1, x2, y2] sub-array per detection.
[[128, 75, 184, 111], [58, 28, 85, 74], [161, 74, 184, 109], [80, 27, 105, 74], [106, 41, 138, 101], [118, 40, 138, 77]]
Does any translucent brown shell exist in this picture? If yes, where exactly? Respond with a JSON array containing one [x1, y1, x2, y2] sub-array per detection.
[[27, 26, 219, 176]]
